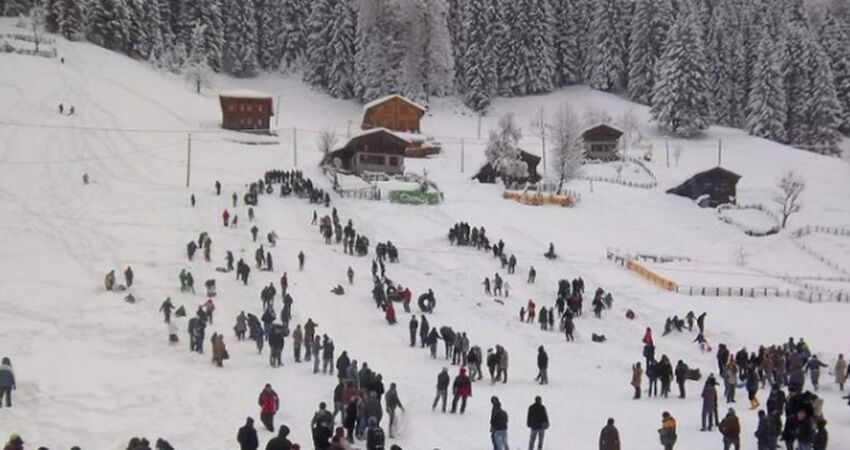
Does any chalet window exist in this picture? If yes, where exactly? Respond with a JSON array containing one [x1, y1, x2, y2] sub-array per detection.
[[359, 153, 386, 165], [388, 157, 399, 166], [246, 104, 253, 112], [240, 105, 245, 112], [258, 105, 263, 112], [228, 105, 235, 112]]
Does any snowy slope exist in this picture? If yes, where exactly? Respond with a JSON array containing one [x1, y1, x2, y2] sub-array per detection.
[[2, 27, 850, 450]]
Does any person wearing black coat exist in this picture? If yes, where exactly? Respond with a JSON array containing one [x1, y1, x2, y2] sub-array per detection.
[[675, 360, 689, 399], [536, 346, 549, 385], [265, 425, 292, 450], [237, 417, 259, 450], [490, 396, 509, 450], [408, 316, 418, 347], [343, 398, 358, 442], [433, 367, 450, 412], [526, 396, 549, 450], [813, 418, 828, 450], [366, 417, 386, 450], [754, 410, 774, 450]]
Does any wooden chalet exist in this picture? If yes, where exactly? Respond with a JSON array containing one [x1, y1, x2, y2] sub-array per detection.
[[362, 94, 426, 133], [324, 128, 408, 175], [667, 167, 741, 208], [219, 90, 273, 132], [582, 124, 623, 160]]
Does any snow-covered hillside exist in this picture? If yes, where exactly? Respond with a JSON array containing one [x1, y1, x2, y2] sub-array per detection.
[[1, 28, 850, 450]]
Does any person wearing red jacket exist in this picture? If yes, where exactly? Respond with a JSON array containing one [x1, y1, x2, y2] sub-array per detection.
[[451, 368, 472, 414], [643, 327, 654, 346], [222, 209, 231, 227], [385, 302, 397, 325], [258, 384, 280, 432]]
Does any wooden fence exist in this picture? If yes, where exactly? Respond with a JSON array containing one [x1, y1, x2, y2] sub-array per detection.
[[577, 156, 658, 189], [790, 225, 850, 277], [716, 203, 781, 237]]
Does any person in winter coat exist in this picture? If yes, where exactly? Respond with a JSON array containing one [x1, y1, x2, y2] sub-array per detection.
[[754, 410, 773, 450], [536, 346, 549, 385], [701, 375, 719, 431], [366, 417, 385, 450], [643, 327, 654, 346], [805, 355, 828, 391], [599, 418, 621, 450], [433, 367, 450, 413], [719, 408, 741, 450], [0, 357, 16, 408], [632, 362, 643, 399], [419, 315, 430, 348], [265, 425, 292, 450], [385, 301, 396, 325], [408, 316, 418, 347], [746, 368, 760, 409], [385, 383, 405, 438], [813, 418, 828, 450], [490, 396, 509, 450], [292, 325, 303, 363], [311, 402, 334, 450], [526, 396, 549, 450], [658, 412, 677, 450], [211, 333, 227, 367], [364, 392, 383, 426], [675, 360, 689, 398], [497, 346, 509, 384], [238, 417, 259, 450], [836, 354, 847, 391], [451, 367, 472, 414], [159, 298, 175, 323], [258, 384, 280, 432], [724, 359, 739, 403], [4, 435, 23, 450], [124, 266, 134, 287]]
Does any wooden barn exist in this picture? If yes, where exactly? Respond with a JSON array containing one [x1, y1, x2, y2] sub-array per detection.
[[362, 94, 426, 133], [473, 150, 542, 184], [667, 167, 741, 208], [219, 90, 273, 132], [582, 124, 623, 160], [324, 128, 408, 175]]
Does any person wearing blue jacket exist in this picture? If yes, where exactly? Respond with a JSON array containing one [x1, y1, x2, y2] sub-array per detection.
[[0, 357, 16, 408]]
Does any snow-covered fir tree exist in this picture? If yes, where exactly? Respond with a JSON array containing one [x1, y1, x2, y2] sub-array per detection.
[[496, 0, 526, 96], [783, 24, 814, 147], [807, 42, 842, 153], [278, 0, 309, 70], [87, 0, 129, 51], [53, 0, 82, 39], [584, 0, 626, 91], [746, 30, 787, 143], [457, 0, 496, 111], [399, 0, 454, 101], [522, 0, 555, 94], [485, 114, 529, 182], [650, 2, 711, 137], [4, 0, 31, 16], [627, 0, 656, 104], [706, 0, 745, 127], [355, 0, 405, 101], [550, 0, 582, 86], [221, 0, 258, 76], [255, 0, 281, 70], [325, 0, 356, 98], [125, 0, 150, 59], [819, 13, 850, 134], [303, 0, 336, 88]]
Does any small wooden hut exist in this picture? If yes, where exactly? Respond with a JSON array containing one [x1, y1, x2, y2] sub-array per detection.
[[667, 167, 741, 207], [219, 90, 273, 131], [582, 124, 623, 160]]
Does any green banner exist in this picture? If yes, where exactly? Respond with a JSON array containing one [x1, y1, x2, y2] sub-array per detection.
[[389, 190, 440, 205]]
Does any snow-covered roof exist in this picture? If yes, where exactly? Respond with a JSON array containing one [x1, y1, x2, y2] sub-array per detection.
[[582, 122, 623, 135], [219, 89, 273, 99], [334, 127, 412, 151], [363, 94, 426, 112]]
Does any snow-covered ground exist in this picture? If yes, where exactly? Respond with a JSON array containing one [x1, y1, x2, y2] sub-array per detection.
[[2, 25, 850, 450]]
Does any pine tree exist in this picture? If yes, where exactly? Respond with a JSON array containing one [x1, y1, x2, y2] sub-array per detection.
[[279, 0, 309, 70], [584, 0, 625, 91], [54, 0, 82, 39], [256, 0, 282, 70], [88, 0, 129, 51], [44, 0, 58, 32], [303, 0, 335, 87], [222, 0, 258, 76], [4, 0, 31, 17], [496, 0, 526, 96], [820, 13, 850, 134], [650, 2, 711, 137], [550, 0, 581, 86], [142, 0, 165, 61], [627, 0, 655, 103], [548, 104, 584, 193], [706, 0, 742, 127], [524, 0, 555, 94], [807, 42, 842, 153], [400, 0, 454, 101], [783, 24, 814, 147], [325, 0, 356, 98], [746, 31, 787, 143], [125, 0, 150, 59], [355, 0, 405, 101], [457, 0, 495, 111]]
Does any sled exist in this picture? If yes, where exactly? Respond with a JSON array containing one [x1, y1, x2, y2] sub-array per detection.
[[215, 267, 230, 273], [687, 368, 702, 381]]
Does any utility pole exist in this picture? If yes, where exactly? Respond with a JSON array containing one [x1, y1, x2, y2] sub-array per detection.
[[293, 127, 298, 167], [185, 133, 192, 188], [718, 139, 723, 166], [460, 138, 465, 173], [539, 109, 547, 178], [477, 115, 482, 140], [665, 136, 670, 169], [347, 120, 352, 138], [275, 95, 281, 127]]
